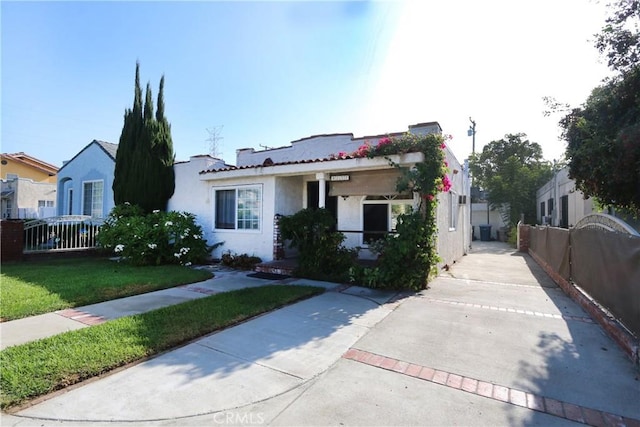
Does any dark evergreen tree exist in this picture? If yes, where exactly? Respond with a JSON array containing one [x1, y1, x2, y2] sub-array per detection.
[[113, 62, 143, 206], [113, 63, 175, 213], [154, 75, 176, 210]]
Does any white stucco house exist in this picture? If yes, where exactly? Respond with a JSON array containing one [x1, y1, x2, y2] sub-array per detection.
[[56, 140, 118, 219], [168, 121, 471, 269], [536, 166, 594, 228]]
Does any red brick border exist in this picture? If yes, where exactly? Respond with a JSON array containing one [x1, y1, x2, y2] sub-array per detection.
[[55, 309, 106, 325], [343, 348, 640, 426], [178, 285, 219, 295]]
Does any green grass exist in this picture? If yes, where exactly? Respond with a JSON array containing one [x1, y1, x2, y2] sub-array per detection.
[[0, 284, 324, 409], [0, 258, 213, 321]]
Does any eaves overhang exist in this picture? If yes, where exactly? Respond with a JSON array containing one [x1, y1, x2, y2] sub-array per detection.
[[197, 152, 424, 182]]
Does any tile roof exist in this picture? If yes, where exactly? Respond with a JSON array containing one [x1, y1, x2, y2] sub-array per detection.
[[199, 154, 355, 175], [95, 140, 118, 159], [0, 152, 59, 174]]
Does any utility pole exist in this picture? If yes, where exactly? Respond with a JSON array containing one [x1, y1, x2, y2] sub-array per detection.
[[468, 117, 476, 240], [206, 126, 224, 158]]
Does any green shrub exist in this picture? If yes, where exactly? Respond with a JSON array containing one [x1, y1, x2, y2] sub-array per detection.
[[350, 211, 439, 291], [279, 208, 358, 282], [97, 203, 221, 266], [220, 252, 262, 270], [342, 132, 447, 291]]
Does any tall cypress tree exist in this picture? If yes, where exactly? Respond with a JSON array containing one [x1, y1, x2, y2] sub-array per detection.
[[113, 62, 143, 206], [154, 75, 176, 210], [113, 63, 175, 213]]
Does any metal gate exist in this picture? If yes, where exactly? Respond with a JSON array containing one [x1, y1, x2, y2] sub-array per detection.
[[23, 216, 103, 253]]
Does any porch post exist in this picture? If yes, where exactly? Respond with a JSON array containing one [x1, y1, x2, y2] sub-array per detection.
[[273, 214, 285, 260], [316, 173, 326, 209]]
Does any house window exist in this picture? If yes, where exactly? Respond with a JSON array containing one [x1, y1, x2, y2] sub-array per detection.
[[82, 180, 104, 218], [540, 201, 546, 223], [362, 196, 413, 245], [6, 173, 18, 181], [38, 200, 54, 208], [547, 198, 554, 216], [449, 191, 458, 230], [214, 185, 262, 231]]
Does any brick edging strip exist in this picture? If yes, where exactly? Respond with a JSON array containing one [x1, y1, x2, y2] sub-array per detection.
[[55, 309, 106, 325], [528, 249, 639, 366], [343, 348, 640, 427]]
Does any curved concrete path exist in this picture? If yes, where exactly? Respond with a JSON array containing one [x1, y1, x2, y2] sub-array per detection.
[[2, 242, 640, 426]]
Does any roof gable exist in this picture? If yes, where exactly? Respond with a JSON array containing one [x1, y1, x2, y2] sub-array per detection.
[[58, 140, 117, 174]]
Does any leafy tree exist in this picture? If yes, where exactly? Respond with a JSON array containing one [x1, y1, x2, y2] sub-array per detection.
[[557, 0, 640, 215], [559, 70, 640, 215], [113, 63, 175, 213], [470, 133, 553, 226], [595, 0, 639, 74]]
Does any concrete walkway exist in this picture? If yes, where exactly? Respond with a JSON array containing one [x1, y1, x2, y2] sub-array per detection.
[[0, 267, 329, 350], [2, 241, 639, 426]]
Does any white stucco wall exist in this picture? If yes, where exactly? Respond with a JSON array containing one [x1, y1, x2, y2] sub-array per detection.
[[274, 176, 304, 216], [167, 157, 217, 244], [435, 147, 470, 268], [337, 195, 366, 251], [236, 122, 441, 167], [205, 177, 276, 261], [471, 203, 508, 240], [536, 167, 594, 227], [3, 178, 57, 219], [172, 122, 469, 267]]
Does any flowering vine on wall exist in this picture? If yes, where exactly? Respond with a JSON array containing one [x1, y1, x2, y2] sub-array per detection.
[[332, 132, 453, 290]]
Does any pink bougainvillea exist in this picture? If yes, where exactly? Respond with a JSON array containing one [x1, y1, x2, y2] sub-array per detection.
[[377, 137, 392, 147], [438, 174, 452, 193], [355, 143, 371, 158]]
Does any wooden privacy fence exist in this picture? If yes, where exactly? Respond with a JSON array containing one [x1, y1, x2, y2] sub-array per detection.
[[521, 214, 639, 347]]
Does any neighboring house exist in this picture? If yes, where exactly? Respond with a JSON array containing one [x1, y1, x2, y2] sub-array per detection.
[[470, 188, 508, 241], [0, 152, 59, 219], [168, 122, 471, 268], [56, 140, 118, 219], [536, 166, 594, 228]]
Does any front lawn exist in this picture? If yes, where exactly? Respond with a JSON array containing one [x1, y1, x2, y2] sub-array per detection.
[[0, 258, 213, 321], [0, 284, 324, 409]]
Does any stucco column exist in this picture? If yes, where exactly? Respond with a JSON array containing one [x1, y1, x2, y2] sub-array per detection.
[[316, 173, 326, 209]]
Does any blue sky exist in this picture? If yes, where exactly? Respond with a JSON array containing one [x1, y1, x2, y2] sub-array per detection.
[[2, 1, 612, 168]]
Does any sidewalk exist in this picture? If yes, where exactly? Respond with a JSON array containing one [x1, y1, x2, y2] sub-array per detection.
[[0, 266, 324, 350], [2, 241, 639, 426]]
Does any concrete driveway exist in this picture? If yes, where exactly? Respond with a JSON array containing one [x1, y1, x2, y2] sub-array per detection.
[[2, 241, 639, 426]]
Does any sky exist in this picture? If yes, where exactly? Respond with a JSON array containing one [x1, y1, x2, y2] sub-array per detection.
[[1, 0, 614, 168]]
